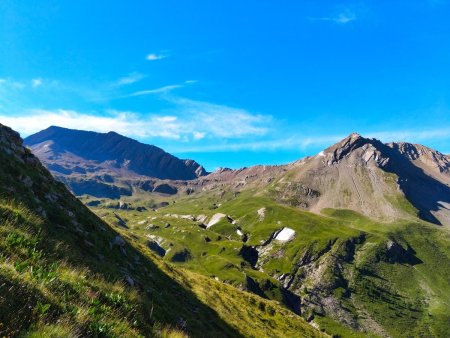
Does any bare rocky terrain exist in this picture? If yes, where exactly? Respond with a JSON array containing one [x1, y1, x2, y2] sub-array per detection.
[[25, 128, 450, 227], [191, 133, 450, 226]]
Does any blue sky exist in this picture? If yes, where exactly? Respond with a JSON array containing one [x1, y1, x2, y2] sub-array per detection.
[[1, 1, 450, 170]]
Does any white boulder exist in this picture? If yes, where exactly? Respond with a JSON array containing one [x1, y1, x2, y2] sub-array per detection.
[[274, 227, 295, 242]]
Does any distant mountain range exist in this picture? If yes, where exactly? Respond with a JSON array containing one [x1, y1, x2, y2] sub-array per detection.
[[24, 126, 207, 198], [25, 126, 450, 226]]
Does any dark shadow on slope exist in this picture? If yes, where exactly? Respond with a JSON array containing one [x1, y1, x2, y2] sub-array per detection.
[[239, 245, 259, 267], [379, 240, 423, 265], [358, 138, 450, 225], [0, 274, 59, 337], [64, 178, 133, 199], [383, 142, 450, 225], [245, 275, 301, 314]]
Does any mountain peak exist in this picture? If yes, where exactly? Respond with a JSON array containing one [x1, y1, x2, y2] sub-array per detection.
[[106, 130, 121, 136], [25, 126, 208, 181], [322, 132, 379, 164], [333, 132, 369, 148], [348, 132, 363, 139], [45, 125, 74, 132]]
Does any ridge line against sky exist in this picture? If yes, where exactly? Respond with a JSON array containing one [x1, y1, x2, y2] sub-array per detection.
[[1, 1, 450, 169]]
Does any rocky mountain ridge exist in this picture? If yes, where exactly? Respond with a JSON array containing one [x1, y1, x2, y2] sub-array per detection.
[[189, 132, 450, 226], [25, 127, 450, 226], [25, 126, 207, 178]]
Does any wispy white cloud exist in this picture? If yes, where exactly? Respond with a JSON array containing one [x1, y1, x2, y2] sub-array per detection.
[[113, 72, 145, 86], [0, 110, 182, 139], [3, 104, 450, 155], [169, 97, 271, 138], [0, 78, 43, 90], [31, 78, 43, 88], [173, 127, 450, 154], [146, 52, 168, 61], [0, 78, 28, 112], [130, 84, 182, 97], [333, 9, 357, 24], [311, 8, 357, 24], [3, 76, 449, 156], [127, 80, 196, 97], [0, 101, 273, 142], [193, 131, 205, 140]]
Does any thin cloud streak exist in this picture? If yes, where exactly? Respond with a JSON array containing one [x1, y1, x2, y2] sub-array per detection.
[[113, 72, 146, 86], [311, 8, 357, 24], [130, 84, 182, 97], [127, 80, 196, 97], [2, 78, 449, 155], [146, 52, 168, 61]]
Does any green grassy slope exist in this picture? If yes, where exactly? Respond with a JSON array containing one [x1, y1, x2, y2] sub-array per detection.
[[0, 124, 323, 337], [93, 186, 450, 337]]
